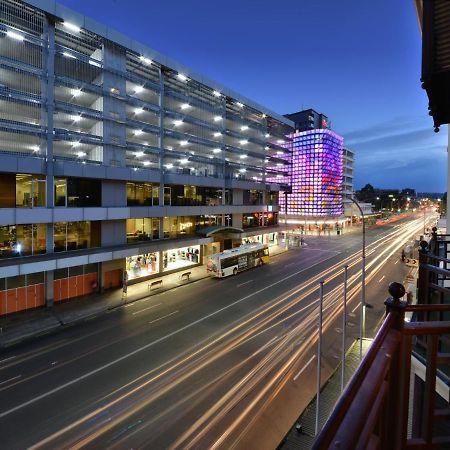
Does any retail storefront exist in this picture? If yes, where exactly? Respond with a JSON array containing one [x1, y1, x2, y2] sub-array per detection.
[[243, 232, 278, 247], [126, 252, 159, 281], [125, 244, 202, 284], [162, 245, 200, 271]]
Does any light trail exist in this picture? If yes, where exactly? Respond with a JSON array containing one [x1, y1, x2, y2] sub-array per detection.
[[26, 217, 426, 449]]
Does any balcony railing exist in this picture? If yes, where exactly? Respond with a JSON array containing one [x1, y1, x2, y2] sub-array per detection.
[[312, 236, 450, 450]]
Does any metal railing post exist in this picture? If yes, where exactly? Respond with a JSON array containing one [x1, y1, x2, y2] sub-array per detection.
[[341, 265, 348, 392], [417, 241, 429, 306], [383, 282, 407, 450], [315, 280, 324, 436]]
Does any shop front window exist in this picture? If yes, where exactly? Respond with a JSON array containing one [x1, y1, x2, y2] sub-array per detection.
[[54, 221, 92, 252], [243, 213, 261, 229], [266, 212, 278, 226], [0, 224, 46, 257], [268, 191, 279, 206], [152, 185, 159, 206], [54, 178, 67, 206], [126, 252, 159, 280], [54, 178, 101, 207], [126, 218, 160, 242], [164, 187, 171, 206], [127, 182, 155, 206], [243, 190, 263, 205], [16, 174, 46, 208], [163, 216, 197, 238], [162, 245, 200, 272]]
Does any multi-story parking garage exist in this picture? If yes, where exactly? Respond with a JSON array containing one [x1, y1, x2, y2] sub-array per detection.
[[0, 0, 294, 314]]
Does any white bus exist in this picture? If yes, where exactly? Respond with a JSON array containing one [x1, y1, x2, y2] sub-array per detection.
[[206, 243, 269, 278]]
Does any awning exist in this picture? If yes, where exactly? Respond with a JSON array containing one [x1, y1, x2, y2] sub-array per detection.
[[196, 225, 244, 237]]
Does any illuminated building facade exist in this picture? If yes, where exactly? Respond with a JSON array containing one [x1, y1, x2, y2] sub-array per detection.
[[280, 129, 344, 218], [0, 0, 292, 315]]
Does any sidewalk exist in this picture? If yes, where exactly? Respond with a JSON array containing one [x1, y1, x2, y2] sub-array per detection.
[[278, 338, 372, 450], [0, 244, 288, 349]]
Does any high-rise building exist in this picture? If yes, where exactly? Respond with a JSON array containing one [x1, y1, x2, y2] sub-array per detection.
[[279, 129, 344, 220], [0, 0, 294, 315], [284, 108, 330, 131]]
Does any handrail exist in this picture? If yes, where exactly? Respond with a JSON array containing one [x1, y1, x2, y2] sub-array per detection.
[[311, 313, 398, 450], [421, 263, 450, 277], [424, 253, 450, 264], [312, 284, 450, 450], [406, 304, 450, 312], [404, 320, 450, 335]]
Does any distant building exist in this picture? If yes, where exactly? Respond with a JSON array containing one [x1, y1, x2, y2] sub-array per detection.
[[342, 148, 355, 217], [284, 108, 330, 131], [278, 129, 344, 233]]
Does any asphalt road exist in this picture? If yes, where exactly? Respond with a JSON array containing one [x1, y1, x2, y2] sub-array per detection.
[[0, 215, 428, 449]]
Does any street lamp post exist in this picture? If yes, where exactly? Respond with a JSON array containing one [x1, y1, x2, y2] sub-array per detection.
[[345, 194, 366, 359], [423, 207, 426, 235]]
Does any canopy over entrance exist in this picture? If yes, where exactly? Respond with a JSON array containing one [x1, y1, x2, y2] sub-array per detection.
[[196, 226, 243, 238]]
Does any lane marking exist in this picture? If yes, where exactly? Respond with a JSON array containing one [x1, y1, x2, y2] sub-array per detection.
[[293, 355, 316, 381], [351, 303, 360, 313], [394, 260, 399, 265], [0, 253, 338, 419], [0, 375, 21, 386], [237, 280, 253, 287], [148, 311, 179, 325], [378, 275, 385, 283], [132, 303, 162, 316], [0, 356, 16, 365]]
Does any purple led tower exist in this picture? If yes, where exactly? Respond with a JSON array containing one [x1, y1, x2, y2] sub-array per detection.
[[280, 129, 343, 216]]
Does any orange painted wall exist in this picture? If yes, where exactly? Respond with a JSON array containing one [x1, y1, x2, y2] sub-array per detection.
[[54, 273, 99, 303], [104, 269, 122, 290], [0, 273, 99, 316], [0, 283, 45, 316]]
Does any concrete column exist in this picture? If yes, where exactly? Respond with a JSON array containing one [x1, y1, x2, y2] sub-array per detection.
[[102, 42, 127, 166], [45, 270, 54, 308], [102, 180, 126, 207], [43, 15, 55, 209], [232, 213, 243, 228], [98, 262, 104, 292], [43, 16, 55, 255], [232, 189, 243, 205], [159, 217, 165, 240], [159, 69, 165, 206]]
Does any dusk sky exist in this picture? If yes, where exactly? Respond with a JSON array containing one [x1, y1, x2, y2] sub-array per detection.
[[59, 0, 448, 193]]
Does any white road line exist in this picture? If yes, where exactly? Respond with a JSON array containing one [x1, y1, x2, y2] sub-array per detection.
[[378, 275, 385, 283], [237, 280, 253, 287], [351, 303, 360, 313], [0, 374, 21, 386], [0, 253, 338, 419], [132, 303, 162, 316], [394, 260, 399, 265], [293, 355, 316, 381], [148, 310, 179, 325], [0, 356, 16, 364]]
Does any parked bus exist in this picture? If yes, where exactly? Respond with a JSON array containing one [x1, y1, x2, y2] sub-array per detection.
[[206, 243, 269, 278]]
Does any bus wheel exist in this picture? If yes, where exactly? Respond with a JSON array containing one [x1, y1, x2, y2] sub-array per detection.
[[233, 268, 238, 276]]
